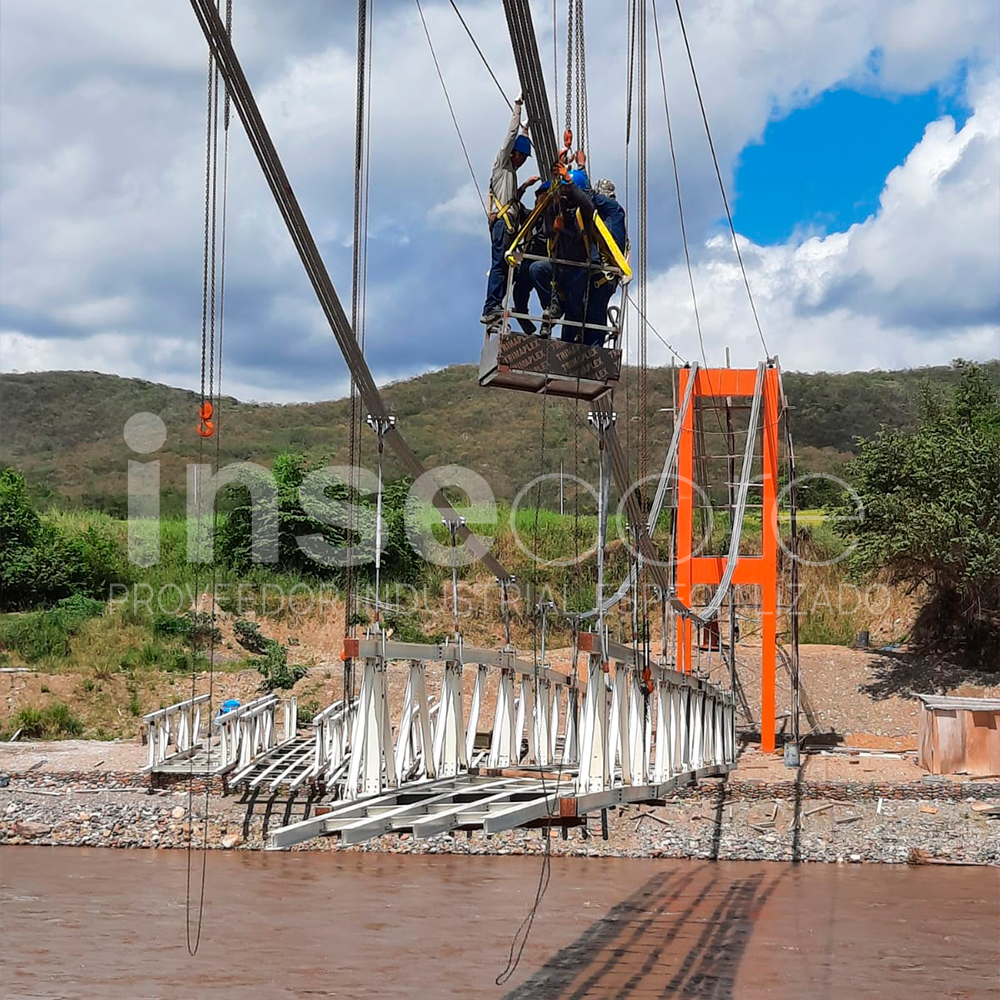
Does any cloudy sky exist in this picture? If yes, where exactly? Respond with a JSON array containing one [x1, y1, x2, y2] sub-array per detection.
[[1, 0, 997, 402]]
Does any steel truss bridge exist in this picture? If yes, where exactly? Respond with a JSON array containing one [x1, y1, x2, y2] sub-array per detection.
[[270, 631, 736, 848], [142, 632, 737, 848]]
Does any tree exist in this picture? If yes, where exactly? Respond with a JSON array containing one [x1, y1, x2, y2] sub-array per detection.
[[834, 362, 1000, 667], [0, 469, 122, 609], [219, 453, 420, 582]]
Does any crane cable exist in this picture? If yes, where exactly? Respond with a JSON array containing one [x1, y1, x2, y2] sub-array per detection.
[[186, 0, 230, 957]]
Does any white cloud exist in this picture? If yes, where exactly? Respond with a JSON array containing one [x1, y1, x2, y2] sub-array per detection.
[[643, 65, 1000, 371]]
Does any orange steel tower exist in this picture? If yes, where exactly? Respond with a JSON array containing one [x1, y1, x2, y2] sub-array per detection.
[[674, 364, 782, 754]]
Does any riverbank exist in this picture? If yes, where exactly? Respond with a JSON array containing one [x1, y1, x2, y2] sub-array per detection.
[[3, 754, 997, 865]]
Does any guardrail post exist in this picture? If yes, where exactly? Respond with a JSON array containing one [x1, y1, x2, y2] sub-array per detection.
[[434, 659, 466, 777], [489, 666, 517, 767], [577, 647, 610, 793], [466, 664, 488, 763], [628, 666, 645, 784], [563, 684, 579, 766]]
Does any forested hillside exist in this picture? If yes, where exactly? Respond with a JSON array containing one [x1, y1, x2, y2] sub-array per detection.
[[1, 361, 994, 512]]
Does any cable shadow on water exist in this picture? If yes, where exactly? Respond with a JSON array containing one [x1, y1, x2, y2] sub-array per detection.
[[505, 865, 783, 1000]]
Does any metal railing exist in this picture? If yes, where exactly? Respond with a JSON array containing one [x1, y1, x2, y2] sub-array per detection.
[[142, 694, 210, 771]]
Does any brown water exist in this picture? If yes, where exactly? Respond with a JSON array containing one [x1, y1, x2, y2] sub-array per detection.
[[1, 847, 997, 1000]]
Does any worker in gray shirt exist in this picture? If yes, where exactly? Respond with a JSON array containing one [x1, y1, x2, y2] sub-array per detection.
[[481, 97, 539, 330]]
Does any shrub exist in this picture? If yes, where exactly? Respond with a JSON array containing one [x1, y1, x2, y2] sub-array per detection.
[[253, 639, 306, 691], [297, 698, 321, 727], [1, 613, 72, 661], [0, 470, 132, 610], [233, 619, 269, 654], [152, 611, 222, 647], [382, 611, 445, 645], [219, 453, 421, 582], [0, 595, 105, 662], [10, 702, 83, 739]]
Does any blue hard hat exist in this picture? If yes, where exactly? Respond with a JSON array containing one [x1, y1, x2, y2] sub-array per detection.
[[513, 133, 531, 156], [568, 168, 590, 189]]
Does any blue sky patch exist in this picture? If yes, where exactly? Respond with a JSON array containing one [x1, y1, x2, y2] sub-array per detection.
[[733, 85, 971, 245]]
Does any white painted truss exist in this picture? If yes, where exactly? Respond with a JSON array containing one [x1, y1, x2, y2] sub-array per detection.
[[267, 632, 737, 848]]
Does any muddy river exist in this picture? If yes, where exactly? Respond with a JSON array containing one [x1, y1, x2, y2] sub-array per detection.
[[1, 847, 996, 998]]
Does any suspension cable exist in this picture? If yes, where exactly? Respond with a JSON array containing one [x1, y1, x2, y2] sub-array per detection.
[[651, 0, 729, 486], [415, 0, 489, 220], [447, 0, 513, 110], [673, 0, 769, 357]]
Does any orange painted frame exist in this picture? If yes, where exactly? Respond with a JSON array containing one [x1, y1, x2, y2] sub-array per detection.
[[674, 365, 781, 753]]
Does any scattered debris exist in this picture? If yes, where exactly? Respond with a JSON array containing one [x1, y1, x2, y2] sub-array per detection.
[[804, 803, 832, 818]]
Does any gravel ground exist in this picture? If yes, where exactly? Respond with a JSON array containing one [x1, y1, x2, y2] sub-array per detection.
[[2, 774, 996, 866]]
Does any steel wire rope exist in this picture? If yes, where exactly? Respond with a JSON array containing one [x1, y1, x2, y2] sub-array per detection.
[[636, 0, 649, 538], [623, 289, 686, 364], [415, 0, 490, 220], [673, 0, 769, 358], [650, 1, 718, 393], [564, 0, 574, 134], [650, 0, 731, 628], [498, 5, 577, 980], [357, 0, 375, 619], [447, 0, 513, 111], [205, 0, 232, 872], [347, 0, 373, 650], [552, 0, 558, 128], [185, 0, 228, 953]]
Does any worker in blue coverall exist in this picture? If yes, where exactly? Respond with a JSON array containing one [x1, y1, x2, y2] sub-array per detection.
[[527, 174, 592, 338], [528, 170, 625, 345], [481, 97, 540, 333], [579, 176, 628, 346]]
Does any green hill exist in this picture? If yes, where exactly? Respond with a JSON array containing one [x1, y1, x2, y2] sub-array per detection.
[[1, 361, 995, 513]]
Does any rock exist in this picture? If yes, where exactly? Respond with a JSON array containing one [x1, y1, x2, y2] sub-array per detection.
[[0, 771, 10, 789], [171, 806, 186, 819], [221, 834, 242, 850], [13, 821, 51, 838], [970, 802, 994, 813], [919, 805, 938, 815]]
